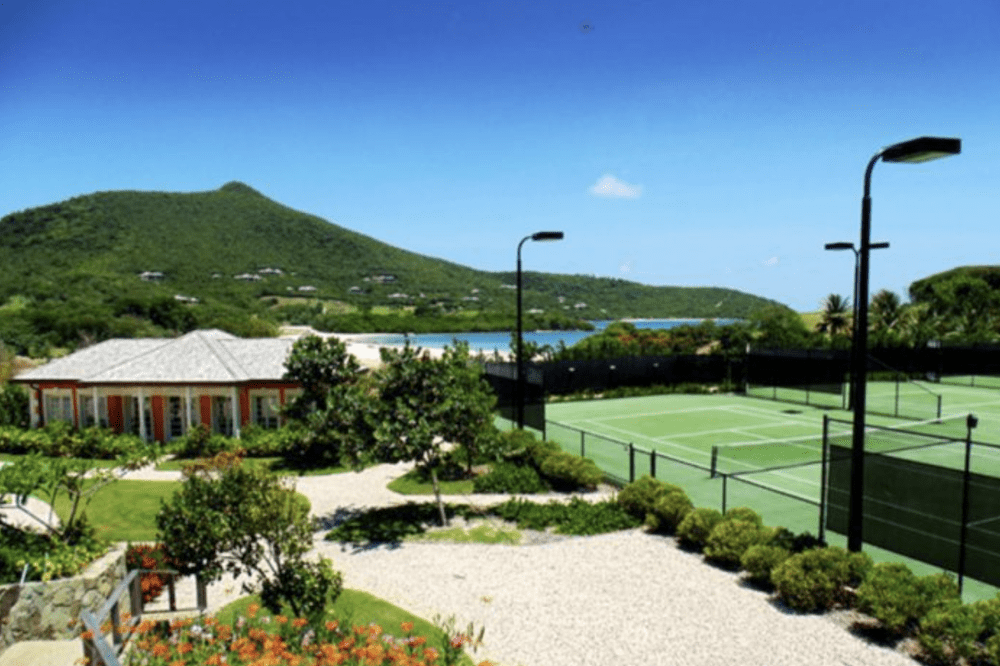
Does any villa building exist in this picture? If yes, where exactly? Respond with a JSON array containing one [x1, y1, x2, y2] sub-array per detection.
[[10, 330, 302, 442]]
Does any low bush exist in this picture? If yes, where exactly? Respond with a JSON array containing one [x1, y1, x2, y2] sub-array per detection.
[[646, 489, 693, 534], [1, 521, 108, 583], [0, 425, 146, 459], [772, 547, 871, 612], [703, 519, 768, 570], [538, 451, 604, 490], [616, 476, 681, 520], [918, 602, 989, 665], [472, 461, 550, 494], [171, 424, 236, 459], [676, 507, 723, 551], [855, 563, 960, 636], [260, 556, 343, 623], [723, 506, 763, 527], [489, 497, 641, 536], [740, 544, 790, 588]]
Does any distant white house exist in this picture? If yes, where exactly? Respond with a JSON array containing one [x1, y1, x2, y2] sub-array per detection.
[[297, 285, 317, 292], [388, 293, 409, 299], [528, 308, 544, 314], [574, 302, 587, 309], [258, 267, 284, 275], [139, 271, 165, 282], [173, 294, 200, 304], [11, 330, 302, 442], [348, 286, 364, 295], [234, 273, 262, 282]]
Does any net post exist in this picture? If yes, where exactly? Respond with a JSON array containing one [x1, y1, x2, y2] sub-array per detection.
[[721, 474, 727, 515], [895, 375, 901, 418], [650, 448, 656, 479], [580, 430, 585, 458], [958, 413, 978, 596], [936, 395, 943, 421], [628, 443, 635, 483], [710, 446, 718, 478], [819, 414, 830, 544]]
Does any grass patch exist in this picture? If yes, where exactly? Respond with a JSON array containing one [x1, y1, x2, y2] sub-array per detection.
[[326, 503, 488, 546], [405, 522, 521, 545], [156, 455, 357, 477], [50, 479, 181, 542], [387, 468, 477, 495], [215, 589, 477, 665]]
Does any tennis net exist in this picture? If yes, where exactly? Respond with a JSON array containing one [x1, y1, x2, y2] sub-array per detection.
[[710, 414, 969, 477]]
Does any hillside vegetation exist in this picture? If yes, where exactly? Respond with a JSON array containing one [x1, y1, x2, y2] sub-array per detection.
[[0, 182, 782, 355]]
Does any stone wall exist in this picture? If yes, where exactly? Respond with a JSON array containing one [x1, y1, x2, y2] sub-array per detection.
[[0, 544, 130, 654]]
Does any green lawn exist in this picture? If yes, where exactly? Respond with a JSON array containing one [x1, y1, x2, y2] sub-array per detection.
[[386, 468, 477, 495], [156, 454, 361, 477], [51, 479, 181, 542]]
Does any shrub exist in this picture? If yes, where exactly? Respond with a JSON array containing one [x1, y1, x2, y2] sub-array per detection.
[[525, 439, 562, 469], [616, 476, 681, 520], [172, 424, 236, 459], [703, 519, 767, 570], [676, 507, 723, 551], [772, 547, 871, 612], [723, 506, 763, 527], [855, 563, 960, 635], [646, 489, 693, 534], [488, 497, 640, 536], [741, 544, 790, 588], [260, 556, 343, 623], [918, 603, 985, 665], [538, 451, 604, 491], [472, 461, 550, 494]]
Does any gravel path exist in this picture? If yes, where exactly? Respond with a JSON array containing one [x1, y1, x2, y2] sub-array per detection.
[[15, 459, 920, 666]]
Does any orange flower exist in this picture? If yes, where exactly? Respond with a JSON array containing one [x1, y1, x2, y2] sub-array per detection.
[[152, 643, 171, 658], [325, 620, 339, 632], [400, 622, 414, 634], [248, 602, 261, 618], [168, 660, 186, 666], [275, 615, 288, 625], [80, 630, 94, 641], [292, 618, 309, 629], [422, 647, 439, 663], [206, 655, 225, 666], [177, 642, 193, 654]]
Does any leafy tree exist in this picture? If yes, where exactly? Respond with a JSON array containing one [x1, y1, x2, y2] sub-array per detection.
[[347, 342, 498, 526], [283, 335, 362, 414], [748, 305, 816, 349], [818, 294, 852, 338], [156, 453, 338, 619], [869, 289, 904, 346]]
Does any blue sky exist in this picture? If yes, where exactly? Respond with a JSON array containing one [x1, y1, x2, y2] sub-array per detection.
[[2, 0, 998, 311]]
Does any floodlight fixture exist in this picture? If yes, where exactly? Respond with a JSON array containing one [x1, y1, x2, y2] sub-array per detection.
[[881, 137, 962, 164], [516, 231, 565, 429]]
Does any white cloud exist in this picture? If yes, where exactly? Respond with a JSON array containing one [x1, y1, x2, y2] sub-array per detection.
[[763, 256, 779, 267], [589, 174, 642, 199]]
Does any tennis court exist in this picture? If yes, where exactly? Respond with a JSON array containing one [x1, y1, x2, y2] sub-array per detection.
[[541, 384, 1000, 599]]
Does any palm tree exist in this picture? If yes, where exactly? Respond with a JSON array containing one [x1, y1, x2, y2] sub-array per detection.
[[869, 289, 902, 346], [818, 294, 852, 338]]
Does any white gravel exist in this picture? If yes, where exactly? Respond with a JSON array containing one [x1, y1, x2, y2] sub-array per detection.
[[13, 458, 920, 666], [314, 530, 917, 666]]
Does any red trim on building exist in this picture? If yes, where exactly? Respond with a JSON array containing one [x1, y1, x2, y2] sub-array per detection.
[[239, 388, 251, 426], [108, 396, 124, 434], [151, 396, 165, 442], [199, 395, 213, 429]]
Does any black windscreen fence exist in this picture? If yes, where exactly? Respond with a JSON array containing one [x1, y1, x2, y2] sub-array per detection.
[[746, 349, 848, 405], [825, 436, 1000, 589], [482, 362, 545, 432], [541, 355, 738, 395]]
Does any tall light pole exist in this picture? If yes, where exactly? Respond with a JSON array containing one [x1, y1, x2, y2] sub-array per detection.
[[846, 136, 960, 552], [516, 231, 564, 429], [825, 241, 889, 410]]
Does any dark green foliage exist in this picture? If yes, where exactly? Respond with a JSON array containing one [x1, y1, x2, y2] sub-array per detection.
[[260, 557, 343, 623], [0, 424, 146, 459], [646, 489, 693, 534], [325, 503, 487, 546], [0, 384, 28, 427], [855, 563, 960, 635], [488, 497, 641, 536], [553, 319, 755, 360], [676, 507, 724, 551], [537, 451, 604, 491], [703, 519, 768, 570], [615, 476, 682, 521], [740, 544, 790, 588], [171, 423, 237, 459], [0, 522, 107, 584], [282, 335, 361, 414], [472, 462, 550, 494], [771, 547, 872, 612]]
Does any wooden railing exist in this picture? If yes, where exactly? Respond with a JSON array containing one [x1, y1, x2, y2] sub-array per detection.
[[80, 569, 206, 666]]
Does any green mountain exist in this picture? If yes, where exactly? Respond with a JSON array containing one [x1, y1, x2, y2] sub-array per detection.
[[0, 182, 784, 353]]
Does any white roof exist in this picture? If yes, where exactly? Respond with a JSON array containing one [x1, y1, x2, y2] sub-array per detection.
[[13, 330, 297, 385]]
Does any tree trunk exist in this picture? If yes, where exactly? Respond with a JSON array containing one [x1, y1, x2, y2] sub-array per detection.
[[429, 466, 449, 527]]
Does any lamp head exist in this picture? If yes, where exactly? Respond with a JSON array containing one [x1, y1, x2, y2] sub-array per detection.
[[531, 231, 564, 242], [881, 137, 961, 164], [825, 242, 855, 251]]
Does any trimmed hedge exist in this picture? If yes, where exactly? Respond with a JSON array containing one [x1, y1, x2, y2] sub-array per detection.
[[771, 547, 871, 612]]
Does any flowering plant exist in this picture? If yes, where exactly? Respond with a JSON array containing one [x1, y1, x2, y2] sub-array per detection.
[[87, 602, 493, 666]]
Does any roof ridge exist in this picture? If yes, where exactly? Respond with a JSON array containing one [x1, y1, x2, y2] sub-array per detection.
[[196, 331, 249, 381], [78, 337, 174, 380]]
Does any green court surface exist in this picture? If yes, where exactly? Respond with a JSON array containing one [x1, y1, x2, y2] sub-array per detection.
[[537, 384, 1000, 600]]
